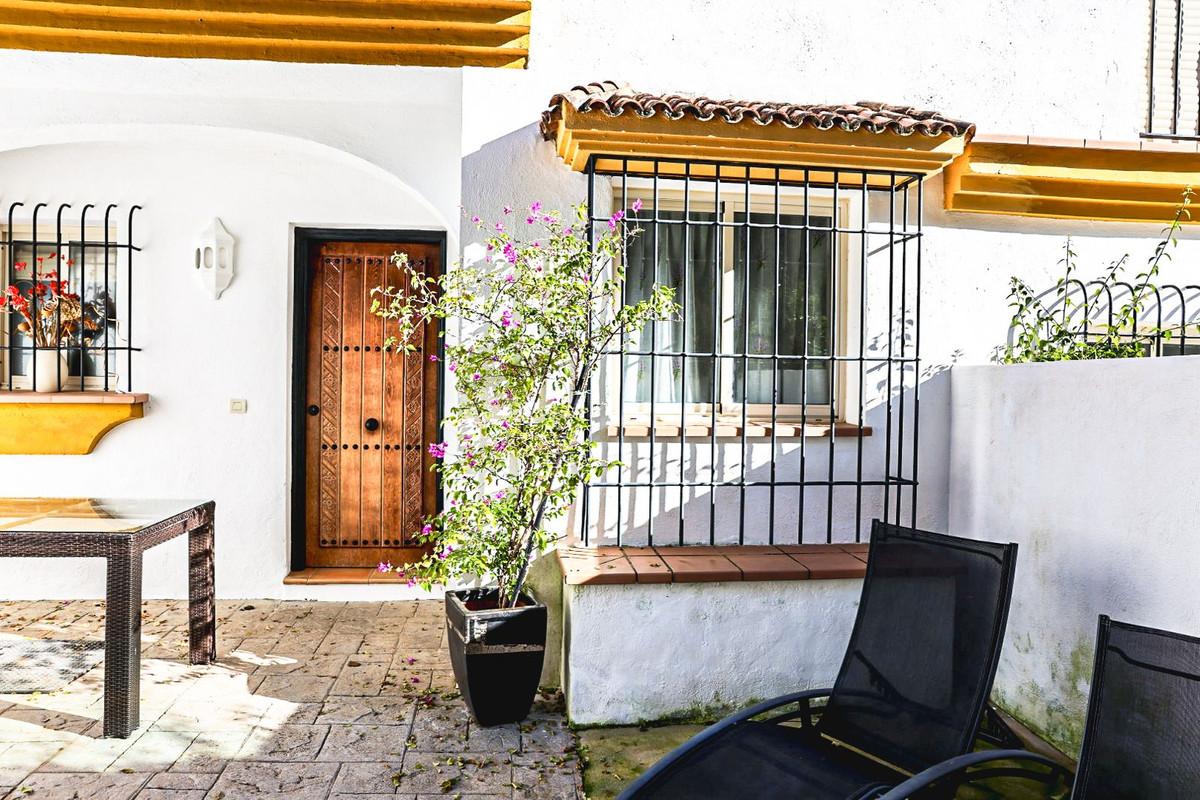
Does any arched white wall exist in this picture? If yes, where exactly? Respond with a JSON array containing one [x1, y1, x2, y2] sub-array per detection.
[[0, 128, 455, 599]]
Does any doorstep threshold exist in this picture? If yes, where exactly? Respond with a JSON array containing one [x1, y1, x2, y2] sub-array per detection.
[[285, 568, 409, 585]]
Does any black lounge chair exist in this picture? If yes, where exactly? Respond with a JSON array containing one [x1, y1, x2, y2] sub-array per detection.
[[619, 520, 1020, 800], [879, 615, 1200, 799]]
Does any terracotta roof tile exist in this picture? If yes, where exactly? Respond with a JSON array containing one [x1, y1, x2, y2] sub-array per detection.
[[541, 80, 974, 140]]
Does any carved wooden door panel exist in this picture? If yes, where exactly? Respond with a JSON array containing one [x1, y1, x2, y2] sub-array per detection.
[[304, 240, 440, 568]]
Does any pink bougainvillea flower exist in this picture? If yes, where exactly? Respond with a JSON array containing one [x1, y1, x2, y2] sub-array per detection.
[[486, 243, 494, 252], [563, 227, 573, 236], [501, 420, 510, 430], [494, 490, 506, 500], [471, 215, 481, 225], [502, 242, 517, 264], [428, 442, 448, 458], [429, 354, 439, 362], [407, 657, 416, 665], [495, 440, 507, 452], [406, 579, 416, 588], [632, 198, 644, 213], [530, 201, 542, 213], [421, 523, 433, 535], [448, 361, 457, 372], [495, 222, 505, 232], [505, 273, 515, 283], [377, 561, 392, 573], [411, 676, 422, 684], [608, 209, 626, 230], [525, 215, 536, 225], [472, 372, 482, 381], [502, 205, 513, 215], [500, 309, 515, 328]]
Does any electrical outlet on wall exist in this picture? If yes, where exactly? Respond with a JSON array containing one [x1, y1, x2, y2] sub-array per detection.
[[229, 399, 247, 414]]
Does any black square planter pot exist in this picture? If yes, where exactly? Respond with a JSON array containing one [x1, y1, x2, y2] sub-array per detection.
[[445, 588, 547, 726]]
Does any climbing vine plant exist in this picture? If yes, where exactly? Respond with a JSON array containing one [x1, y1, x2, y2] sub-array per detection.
[[1003, 190, 1194, 363]]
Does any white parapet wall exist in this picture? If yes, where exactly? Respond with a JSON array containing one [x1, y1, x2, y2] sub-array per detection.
[[949, 357, 1200, 754], [562, 578, 862, 726]]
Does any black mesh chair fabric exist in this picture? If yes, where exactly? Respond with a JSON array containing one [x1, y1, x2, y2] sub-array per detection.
[[817, 523, 1016, 774], [1073, 617, 1200, 799], [623, 521, 1017, 800], [631, 723, 904, 799]]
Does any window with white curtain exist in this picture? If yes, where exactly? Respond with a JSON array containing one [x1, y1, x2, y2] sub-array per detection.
[[619, 184, 853, 419]]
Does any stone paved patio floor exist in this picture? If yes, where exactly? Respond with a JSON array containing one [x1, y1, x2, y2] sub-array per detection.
[[0, 600, 581, 799]]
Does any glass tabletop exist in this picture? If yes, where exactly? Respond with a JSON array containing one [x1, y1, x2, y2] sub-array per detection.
[[0, 498, 206, 534]]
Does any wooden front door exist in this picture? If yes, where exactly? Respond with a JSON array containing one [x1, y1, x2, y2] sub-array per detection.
[[303, 239, 440, 568]]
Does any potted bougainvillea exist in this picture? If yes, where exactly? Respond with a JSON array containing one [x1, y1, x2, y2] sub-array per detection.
[[373, 200, 673, 725]]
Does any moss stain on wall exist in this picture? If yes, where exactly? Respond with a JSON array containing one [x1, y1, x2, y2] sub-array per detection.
[[994, 636, 1094, 755]]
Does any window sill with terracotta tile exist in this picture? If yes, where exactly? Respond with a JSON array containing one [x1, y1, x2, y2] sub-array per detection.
[[600, 416, 871, 440], [558, 544, 868, 585]]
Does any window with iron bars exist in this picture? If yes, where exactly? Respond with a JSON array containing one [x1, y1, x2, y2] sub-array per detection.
[[579, 158, 923, 547], [1147, 0, 1200, 138], [0, 204, 140, 392]]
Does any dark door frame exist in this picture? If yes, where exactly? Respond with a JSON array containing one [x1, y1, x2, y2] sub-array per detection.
[[290, 227, 447, 572]]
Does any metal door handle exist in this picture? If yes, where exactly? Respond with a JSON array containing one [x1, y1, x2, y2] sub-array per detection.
[[307, 405, 319, 417], [364, 417, 380, 432]]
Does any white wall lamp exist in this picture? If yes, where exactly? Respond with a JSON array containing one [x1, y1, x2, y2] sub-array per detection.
[[194, 217, 235, 299]]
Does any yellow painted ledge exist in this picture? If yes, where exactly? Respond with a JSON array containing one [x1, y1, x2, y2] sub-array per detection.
[[0, 392, 147, 455], [945, 136, 1200, 224]]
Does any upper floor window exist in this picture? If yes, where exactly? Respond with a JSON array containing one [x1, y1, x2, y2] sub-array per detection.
[[1147, 0, 1200, 138]]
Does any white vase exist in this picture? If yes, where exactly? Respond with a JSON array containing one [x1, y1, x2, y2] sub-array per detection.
[[33, 349, 68, 393]]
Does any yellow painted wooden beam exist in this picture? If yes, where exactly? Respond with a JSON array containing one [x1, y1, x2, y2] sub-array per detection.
[[944, 139, 1199, 225], [0, 0, 530, 66], [0, 2, 529, 46], [46, 0, 531, 24], [552, 105, 965, 177], [0, 394, 145, 455], [563, 133, 953, 173], [0, 22, 527, 66]]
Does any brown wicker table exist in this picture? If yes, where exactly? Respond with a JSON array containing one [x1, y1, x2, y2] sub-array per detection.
[[0, 498, 215, 738]]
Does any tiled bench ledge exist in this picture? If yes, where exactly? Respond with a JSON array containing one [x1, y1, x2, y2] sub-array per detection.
[[557, 543, 868, 585]]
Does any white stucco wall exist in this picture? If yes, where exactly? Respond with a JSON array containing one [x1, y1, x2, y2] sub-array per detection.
[[462, 0, 1200, 545], [563, 577, 862, 725], [0, 0, 1197, 601], [0, 57, 462, 600], [948, 357, 1200, 753]]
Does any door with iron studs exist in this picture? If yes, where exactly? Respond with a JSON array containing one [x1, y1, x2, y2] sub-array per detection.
[[303, 239, 440, 568]]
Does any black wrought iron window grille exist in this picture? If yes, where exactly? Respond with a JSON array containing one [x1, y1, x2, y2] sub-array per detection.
[[579, 157, 924, 547], [0, 203, 141, 393], [1147, 0, 1200, 139]]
